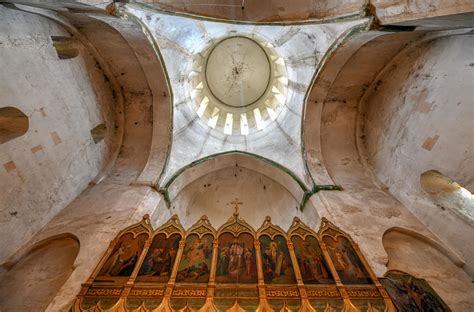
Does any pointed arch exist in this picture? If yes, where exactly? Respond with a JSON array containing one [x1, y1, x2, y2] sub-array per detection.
[[158, 151, 336, 210], [382, 227, 464, 268]]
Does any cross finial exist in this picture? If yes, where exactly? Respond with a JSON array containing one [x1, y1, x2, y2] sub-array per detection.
[[230, 198, 243, 216]]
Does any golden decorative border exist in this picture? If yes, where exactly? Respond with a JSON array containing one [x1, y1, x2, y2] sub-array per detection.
[[73, 213, 396, 312]]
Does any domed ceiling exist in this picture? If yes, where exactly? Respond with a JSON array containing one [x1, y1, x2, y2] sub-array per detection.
[[190, 36, 288, 135], [120, 4, 370, 206]]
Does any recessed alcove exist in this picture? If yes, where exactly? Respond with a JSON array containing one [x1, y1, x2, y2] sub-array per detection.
[[0, 107, 28, 144], [383, 229, 473, 310], [157, 152, 320, 230], [0, 235, 80, 311]]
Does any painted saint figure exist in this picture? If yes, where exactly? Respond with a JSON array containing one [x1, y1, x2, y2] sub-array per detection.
[[136, 233, 181, 283], [216, 233, 257, 283], [228, 239, 244, 275], [291, 235, 333, 284], [176, 234, 213, 283], [323, 236, 372, 284], [97, 233, 147, 279], [259, 235, 296, 284]]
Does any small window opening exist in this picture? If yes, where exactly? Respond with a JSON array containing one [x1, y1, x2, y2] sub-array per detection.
[[421, 170, 474, 224], [90, 123, 106, 144], [51, 36, 78, 60], [0, 107, 29, 144]]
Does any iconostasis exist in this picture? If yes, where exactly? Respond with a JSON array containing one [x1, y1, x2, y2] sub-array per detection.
[[72, 210, 439, 311]]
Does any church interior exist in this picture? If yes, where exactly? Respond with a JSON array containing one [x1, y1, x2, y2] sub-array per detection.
[[0, 0, 473, 311]]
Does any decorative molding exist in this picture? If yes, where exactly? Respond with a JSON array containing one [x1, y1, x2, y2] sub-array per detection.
[[172, 289, 207, 297], [256, 216, 287, 239], [287, 216, 317, 239], [85, 288, 122, 297], [346, 288, 381, 298], [266, 289, 300, 298], [129, 288, 165, 297], [217, 210, 255, 236], [154, 214, 185, 238], [306, 288, 340, 298]]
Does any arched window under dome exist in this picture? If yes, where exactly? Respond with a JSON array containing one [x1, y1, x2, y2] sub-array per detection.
[[420, 170, 474, 225]]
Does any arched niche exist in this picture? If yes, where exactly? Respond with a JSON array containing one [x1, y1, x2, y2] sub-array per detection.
[[303, 28, 474, 278], [0, 234, 80, 312], [162, 152, 320, 230], [304, 27, 472, 187], [382, 228, 474, 310], [0, 106, 28, 144], [359, 31, 474, 276], [303, 29, 428, 186]]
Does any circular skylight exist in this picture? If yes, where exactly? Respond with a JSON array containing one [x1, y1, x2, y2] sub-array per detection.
[[205, 37, 271, 108], [188, 35, 288, 136]]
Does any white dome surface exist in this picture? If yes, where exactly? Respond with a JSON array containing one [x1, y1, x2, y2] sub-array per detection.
[[205, 37, 271, 108]]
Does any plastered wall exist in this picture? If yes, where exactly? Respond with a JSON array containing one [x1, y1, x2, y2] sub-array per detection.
[[0, 6, 115, 264], [363, 34, 474, 276], [0, 2, 473, 311], [167, 165, 320, 231]]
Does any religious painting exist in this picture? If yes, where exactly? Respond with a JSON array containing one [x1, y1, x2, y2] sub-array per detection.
[[322, 236, 372, 284], [216, 232, 257, 283], [176, 234, 213, 283], [381, 270, 451, 312], [259, 235, 296, 284], [136, 233, 181, 283], [291, 235, 334, 284], [96, 233, 148, 279]]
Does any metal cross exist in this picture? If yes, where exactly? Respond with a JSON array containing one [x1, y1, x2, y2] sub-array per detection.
[[230, 198, 243, 215]]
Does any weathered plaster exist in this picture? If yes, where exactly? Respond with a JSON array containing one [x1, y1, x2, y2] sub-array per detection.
[[1, 1, 473, 311], [0, 5, 117, 263], [362, 33, 474, 276], [0, 235, 80, 311], [373, 0, 474, 25], [164, 165, 320, 231], [383, 230, 474, 310], [304, 27, 471, 288], [122, 3, 369, 195], [0, 3, 171, 311], [79, 0, 474, 27]]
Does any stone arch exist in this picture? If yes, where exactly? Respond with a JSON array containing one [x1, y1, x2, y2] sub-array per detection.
[[0, 106, 28, 144], [0, 233, 80, 312], [303, 28, 429, 186], [162, 151, 312, 210], [303, 26, 472, 187], [382, 227, 464, 268], [158, 151, 321, 230], [382, 228, 474, 310]]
